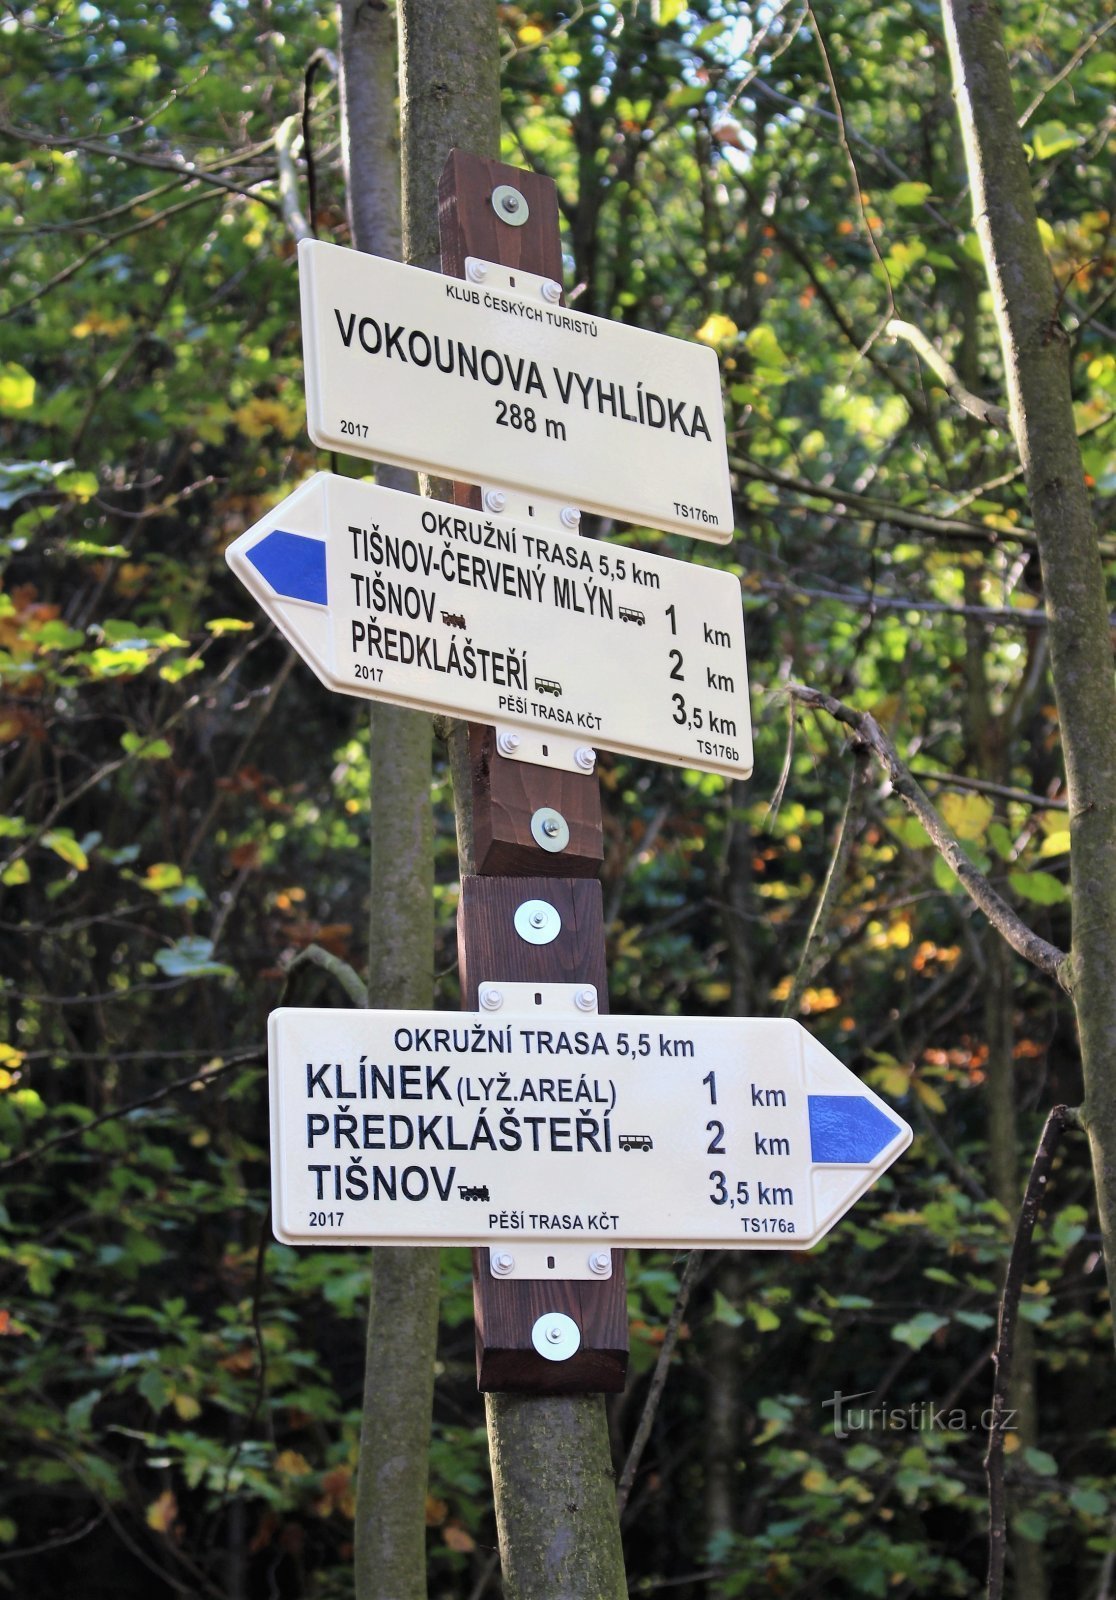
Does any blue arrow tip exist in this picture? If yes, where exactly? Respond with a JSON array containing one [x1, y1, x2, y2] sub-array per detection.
[[809, 1095, 900, 1164], [247, 528, 327, 605]]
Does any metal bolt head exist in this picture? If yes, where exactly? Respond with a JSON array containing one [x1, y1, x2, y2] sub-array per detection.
[[560, 505, 582, 529], [480, 988, 504, 1011], [541, 279, 563, 304], [531, 1311, 581, 1361], [588, 1250, 612, 1276], [467, 260, 487, 283], [492, 1251, 515, 1276], [514, 898, 561, 946], [497, 730, 520, 756], [574, 987, 597, 1013], [530, 806, 570, 854], [574, 744, 596, 772], [492, 185, 529, 227], [484, 488, 507, 513]]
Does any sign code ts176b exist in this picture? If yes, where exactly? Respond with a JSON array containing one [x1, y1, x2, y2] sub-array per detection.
[[226, 472, 753, 780], [268, 1003, 911, 1251]]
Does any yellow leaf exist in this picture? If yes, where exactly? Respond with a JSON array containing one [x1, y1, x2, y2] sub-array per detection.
[[800, 986, 841, 1014], [695, 312, 738, 348], [276, 1449, 312, 1477], [0, 1043, 24, 1069], [1039, 830, 1070, 858], [940, 791, 994, 841], [172, 1393, 201, 1421], [146, 1489, 178, 1533], [0, 1069, 14, 1091], [517, 23, 544, 44], [913, 1079, 946, 1114]]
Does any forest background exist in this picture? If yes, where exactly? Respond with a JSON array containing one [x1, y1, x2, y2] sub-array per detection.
[[1, 1, 1115, 1597]]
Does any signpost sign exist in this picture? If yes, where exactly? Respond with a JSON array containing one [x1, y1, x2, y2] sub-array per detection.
[[226, 471, 753, 780], [268, 993, 911, 1251], [298, 238, 734, 543]]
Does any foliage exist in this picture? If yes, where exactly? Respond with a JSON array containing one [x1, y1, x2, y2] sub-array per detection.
[[1, 0, 1113, 1596]]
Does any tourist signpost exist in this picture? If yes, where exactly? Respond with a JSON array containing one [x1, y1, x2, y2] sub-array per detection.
[[231, 151, 911, 1393], [298, 237, 734, 542], [269, 993, 911, 1252], [226, 471, 752, 779]]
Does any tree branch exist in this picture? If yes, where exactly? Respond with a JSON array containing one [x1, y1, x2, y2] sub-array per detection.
[[785, 684, 1070, 985], [986, 1105, 1072, 1600], [887, 318, 1011, 429], [616, 1249, 706, 1519], [283, 942, 369, 1007], [275, 115, 312, 242]]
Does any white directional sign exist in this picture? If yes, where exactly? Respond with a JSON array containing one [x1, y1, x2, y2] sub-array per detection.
[[268, 996, 911, 1250], [226, 472, 753, 780], [298, 239, 734, 543]]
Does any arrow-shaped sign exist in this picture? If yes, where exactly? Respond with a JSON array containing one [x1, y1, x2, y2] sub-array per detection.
[[267, 997, 911, 1250], [226, 472, 753, 780]]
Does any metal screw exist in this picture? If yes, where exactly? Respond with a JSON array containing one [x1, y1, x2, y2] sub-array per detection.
[[492, 185, 529, 226], [574, 987, 597, 1013], [480, 989, 504, 1011], [560, 505, 581, 529], [529, 910, 547, 930], [589, 1251, 611, 1276], [484, 488, 507, 513], [492, 1252, 515, 1276], [574, 745, 596, 772], [545, 1324, 564, 1344], [467, 260, 487, 283], [497, 730, 520, 756], [541, 279, 562, 304], [541, 817, 560, 837]]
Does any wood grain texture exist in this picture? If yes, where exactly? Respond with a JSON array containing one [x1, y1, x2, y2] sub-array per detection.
[[459, 874, 627, 1393], [470, 726, 604, 878], [441, 151, 627, 1394]]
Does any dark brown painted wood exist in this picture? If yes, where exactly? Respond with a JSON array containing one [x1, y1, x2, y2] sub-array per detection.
[[439, 150, 626, 1393], [458, 874, 626, 1393], [470, 726, 604, 878]]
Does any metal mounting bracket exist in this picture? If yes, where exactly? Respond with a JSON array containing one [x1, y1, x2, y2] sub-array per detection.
[[477, 982, 611, 1282]]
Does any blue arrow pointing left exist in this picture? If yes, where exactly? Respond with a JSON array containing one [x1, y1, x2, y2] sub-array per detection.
[[246, 529, 327, 605], [808, 1095, 900, 1164]]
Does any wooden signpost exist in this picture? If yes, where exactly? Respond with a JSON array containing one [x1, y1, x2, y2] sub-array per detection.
[[439, 152, 628, 1393], [229, 150, 911, 1401]]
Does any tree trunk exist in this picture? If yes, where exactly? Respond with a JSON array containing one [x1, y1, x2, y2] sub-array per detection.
[[339, 6, 440, 1598], [485, 1395, 627, 1599], [942, 0, 1116, 1343]]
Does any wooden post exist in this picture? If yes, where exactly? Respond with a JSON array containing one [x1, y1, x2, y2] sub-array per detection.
[[438, 149, 628, 1395]]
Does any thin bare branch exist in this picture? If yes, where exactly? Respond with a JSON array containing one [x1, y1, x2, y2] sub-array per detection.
[[887, 318, 1011, 429], [784, 685, 1070, 985], [986, 1106, 1072, 1600], [782, 746, 869, 1017]]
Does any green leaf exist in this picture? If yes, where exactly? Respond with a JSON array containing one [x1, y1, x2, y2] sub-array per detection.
[[56, 469, 99, 502], [889, 181, 932, 206], [711, 1289, 744, 1326], [42, 830, 89, 872], [121, 732, 173, 760], [1023, 1447, 1059, 1478], [1014, 1509, 1049, 1541], [205, 617, 254, 635], [1032, 121, 1079, 160], [153, 937, 235, 979], [1069, 1486, 1108, 1517], [890, 1311, 948, 1350], [0, 362, 35, 413], [1, 858, 30, 886], [1009, 869, 1070, 905]]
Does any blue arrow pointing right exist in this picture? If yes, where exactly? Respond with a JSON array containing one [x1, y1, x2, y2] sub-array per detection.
[[808, 1095, 901, 1164], [246, 528, 328, 605]]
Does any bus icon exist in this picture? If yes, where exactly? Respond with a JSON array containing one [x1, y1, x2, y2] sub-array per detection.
[[619, 1133, 653, 1152], [618, 607, 646, 625], [534, 677, 562, 697]]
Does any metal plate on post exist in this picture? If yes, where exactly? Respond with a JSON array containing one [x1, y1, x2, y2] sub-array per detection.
[[298, 237, 734, 542], [225, 472, 753, 780], [267, 1007, 912, 1250]]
